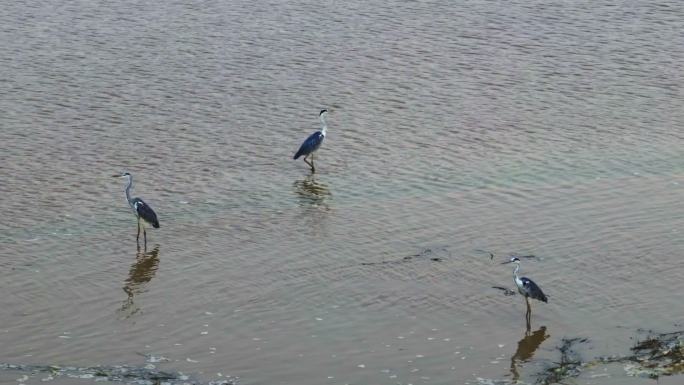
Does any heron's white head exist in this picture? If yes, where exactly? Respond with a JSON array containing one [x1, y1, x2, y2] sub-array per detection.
[[320, 109, 330, 122]]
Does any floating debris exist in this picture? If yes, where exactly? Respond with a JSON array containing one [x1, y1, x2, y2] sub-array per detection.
[[0, 363, 236, 385], [477, 250, 537, 262], [360, 247, 450, 266], [491, 286, 517, 296]]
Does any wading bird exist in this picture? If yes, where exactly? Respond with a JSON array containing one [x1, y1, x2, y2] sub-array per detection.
[[113, 172, 159, 245], [294, 109, 329, 172], [502, 257, 547, 325]]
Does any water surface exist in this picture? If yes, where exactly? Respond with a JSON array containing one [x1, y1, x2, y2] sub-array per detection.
[[2, 1, 684, 384]]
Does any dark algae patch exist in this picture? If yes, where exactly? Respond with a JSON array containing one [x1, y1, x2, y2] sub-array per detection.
[[600, 329, 684, 379], [536, 337, 587, 384], [0, 363, 236, 385], [536, 329, 684, 383], [472, 328, 684, 384]]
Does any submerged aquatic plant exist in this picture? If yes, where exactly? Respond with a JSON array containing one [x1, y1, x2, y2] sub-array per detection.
[[623, 330, 684, 379], [536, 337, 587, 385]]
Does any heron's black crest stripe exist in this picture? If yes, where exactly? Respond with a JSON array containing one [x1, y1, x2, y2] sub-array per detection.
[[319, 109, 328, 115]]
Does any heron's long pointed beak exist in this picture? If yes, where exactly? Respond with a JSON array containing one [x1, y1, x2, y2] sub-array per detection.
[[112, 174, 122, 177], [501, 260, 513, 264]]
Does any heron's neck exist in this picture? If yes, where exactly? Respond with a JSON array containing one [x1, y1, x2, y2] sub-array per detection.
[[125, 175, 133, 204], [513, 263, 520, 281], [320, 115, 328, 136]]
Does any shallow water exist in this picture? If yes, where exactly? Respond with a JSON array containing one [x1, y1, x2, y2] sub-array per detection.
[[2, 0, 684, 384]]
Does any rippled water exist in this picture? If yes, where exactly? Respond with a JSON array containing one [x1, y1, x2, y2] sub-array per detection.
[[2, 0, 684, 384]]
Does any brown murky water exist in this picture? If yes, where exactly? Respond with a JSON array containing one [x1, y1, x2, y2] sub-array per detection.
[[2, 1, 684, 384]]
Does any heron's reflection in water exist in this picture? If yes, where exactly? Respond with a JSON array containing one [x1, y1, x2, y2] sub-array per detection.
[[510, 325, 549, 382], [294, 175, 331, 206], [120, 245, 160, 317], [293, 175, 332, 236]]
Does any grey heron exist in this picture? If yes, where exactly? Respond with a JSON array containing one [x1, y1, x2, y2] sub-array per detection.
[[294, 109, 329, 172], [502, 257, 547, 324], [113, 172, 160, 245]]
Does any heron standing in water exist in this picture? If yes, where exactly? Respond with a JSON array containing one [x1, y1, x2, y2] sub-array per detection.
[[294, 109, 329, 172], [113, 172, 160, 245], [502, 257, 547, 325]]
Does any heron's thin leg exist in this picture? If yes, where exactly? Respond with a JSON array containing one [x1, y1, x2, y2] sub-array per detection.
[[303, 155, 315, 172], [136, 218, 141, 242], [311, 153, 315, 172], [525, 297, 531, 328]]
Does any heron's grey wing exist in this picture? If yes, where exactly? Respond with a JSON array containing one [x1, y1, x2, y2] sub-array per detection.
[[294, 131, 324, 159], [133, 198, 160, 228], [521, 277, 547, 303]]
